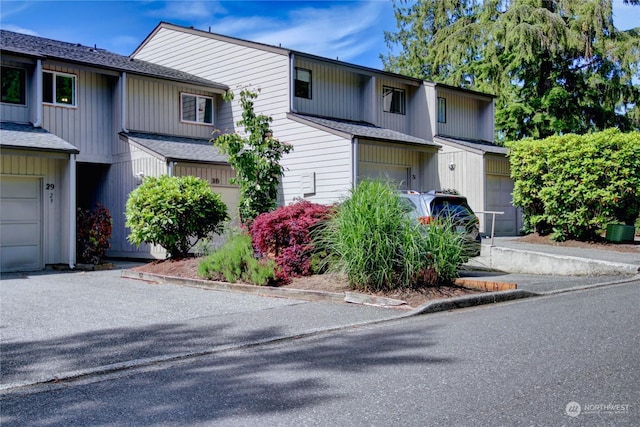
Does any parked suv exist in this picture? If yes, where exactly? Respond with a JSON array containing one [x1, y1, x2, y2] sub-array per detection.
[[398, 190, 481, 257]]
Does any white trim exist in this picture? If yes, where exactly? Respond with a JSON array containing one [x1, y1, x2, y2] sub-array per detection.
[[34, 60, 43, 127], [69, 153, 76, 269], [42, 70, 77, 108], [121, 72, 129, 132], [180, 92, 214, 125]]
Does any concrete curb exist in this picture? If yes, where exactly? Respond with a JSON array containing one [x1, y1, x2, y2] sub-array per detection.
[[408, 289, 539, 316], [468, 246, 639, 276]]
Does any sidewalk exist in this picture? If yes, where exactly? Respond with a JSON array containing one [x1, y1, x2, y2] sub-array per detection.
[[466, 236, 640, 276]]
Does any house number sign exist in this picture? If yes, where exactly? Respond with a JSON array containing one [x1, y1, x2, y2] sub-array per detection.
[[46, 183, 55, 203]]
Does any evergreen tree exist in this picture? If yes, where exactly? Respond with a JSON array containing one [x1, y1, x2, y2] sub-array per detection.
[[383, 0, 640, 141]]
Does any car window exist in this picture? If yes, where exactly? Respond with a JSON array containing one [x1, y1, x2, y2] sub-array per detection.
[[431, 198, 474, 218]]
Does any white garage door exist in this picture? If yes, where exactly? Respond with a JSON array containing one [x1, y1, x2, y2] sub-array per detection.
[[1, 177, 42, 272], [358, 163, 411, 190], [485, 174, 518, 236]]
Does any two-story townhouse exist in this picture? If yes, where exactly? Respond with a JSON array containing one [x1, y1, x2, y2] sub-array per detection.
[[133, 22, 520, 235], [0, 30, 235, 272]]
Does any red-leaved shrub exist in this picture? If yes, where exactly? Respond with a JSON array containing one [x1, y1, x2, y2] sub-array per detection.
[[250, 200, 333, 281], [77, 203, 112, 265]]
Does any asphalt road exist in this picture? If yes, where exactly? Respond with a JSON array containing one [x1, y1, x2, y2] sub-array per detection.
[[2, 280, 638, 426]]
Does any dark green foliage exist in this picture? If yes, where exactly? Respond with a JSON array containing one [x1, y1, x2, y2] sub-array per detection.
[[76, 203, 112, 265], [125, 175, 228, 258], [213, 88, 293, 224], [198, 232, 277, 286], [383, 0, 640, 141], [508, 129, 640, 241]]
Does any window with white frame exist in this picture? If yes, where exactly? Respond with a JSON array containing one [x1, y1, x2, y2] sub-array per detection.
[[383, 86, 405, 114], [294, 68, 312, 99], [438, 97, 446, 123], [1, 66, 26, 105], [43, 71, 76, 106], [181, 93, 213, 124]]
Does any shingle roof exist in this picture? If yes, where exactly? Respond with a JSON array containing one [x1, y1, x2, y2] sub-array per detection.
[[435, 136, 507, 155], [122, 132, 228, 164], [289, 114, 440, 148], [0, 30, 228, 91], [0, 122, 79, 153]]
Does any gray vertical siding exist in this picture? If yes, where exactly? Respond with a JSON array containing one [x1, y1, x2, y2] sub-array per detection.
[[132, 27, 290, 134], [0, 152, 71, 265], [293, 58, 363, 121], [41, 64, 114, 163], [436, 89, 494, 142], [126, 75, 218, 138]]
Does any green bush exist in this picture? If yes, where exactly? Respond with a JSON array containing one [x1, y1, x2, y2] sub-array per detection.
[[125, 175, 228, 258], [315, 179, 465, 291], [508, 129, 640, 241], [198, 232, 277, 286]]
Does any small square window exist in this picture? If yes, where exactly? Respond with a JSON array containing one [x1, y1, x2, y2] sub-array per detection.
[[1, 67, 26, 105], [383, 86, 405, 115], [438, 97, 446, 123], [181, 93, 213, 124], [295, 68, 311, 99], [43, 71, 76, 106]]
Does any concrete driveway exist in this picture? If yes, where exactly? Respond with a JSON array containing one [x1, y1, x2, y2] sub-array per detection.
[[0, 265, 402, 390]]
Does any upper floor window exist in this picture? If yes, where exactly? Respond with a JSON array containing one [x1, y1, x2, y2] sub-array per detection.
[[438, 97, 446, 123], [295, 68, 312, 99], [383, 86, 405, 115], [43, 71, 76, 107], [1, 67, 26, 105], [181, 93, 213, 124]]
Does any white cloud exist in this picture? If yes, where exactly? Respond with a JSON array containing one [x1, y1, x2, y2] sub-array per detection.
[[149, 0, 225, 20], [1, 24, 39, 37], [210, 2, 386, 62]]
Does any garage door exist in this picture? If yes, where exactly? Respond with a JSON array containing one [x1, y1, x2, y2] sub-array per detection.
[[358, 163, 411, 190], [1, 177, 42, 272], [485, 174, 518, 236]]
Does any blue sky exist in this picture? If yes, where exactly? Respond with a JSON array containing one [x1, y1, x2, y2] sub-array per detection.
[[1, 1, 638, 70]]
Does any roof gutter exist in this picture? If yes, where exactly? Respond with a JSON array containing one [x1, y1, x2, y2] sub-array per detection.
[[121, 72, 129, 133], [33, 59, 43, 127], [352, 137, 359, 189], [290, 53, 297, 113], [68, 153, 76, 269]]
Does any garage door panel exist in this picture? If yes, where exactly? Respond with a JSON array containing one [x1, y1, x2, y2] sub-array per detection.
[[359, 164, 410, 190], [1, 223, 40, 246], [1, 177, 42, 272], [0, 178, 39, 198], [0, 246, 40, 271], [1, 199, 40, 221], [486, 174, 517, 236]]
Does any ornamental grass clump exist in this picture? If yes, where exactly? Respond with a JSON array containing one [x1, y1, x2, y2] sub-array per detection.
[[315, 179, 464, 292], [198, 232, 277, 286]]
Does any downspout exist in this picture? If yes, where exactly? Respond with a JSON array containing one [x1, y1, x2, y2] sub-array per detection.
[[69, 153, 76, 269], [352, 137, 359, 189], [290, 53, 297, 113], [33, 59, 43, 127], [121, 71, 129, 132], [168, 161, 176, 177]]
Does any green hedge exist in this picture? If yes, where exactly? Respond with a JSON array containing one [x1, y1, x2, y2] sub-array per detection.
[[507, 129, 640, 241]]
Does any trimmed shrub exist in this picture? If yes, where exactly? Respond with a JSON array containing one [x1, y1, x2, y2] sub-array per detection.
[[249, 200, 333, 281], [125, 175, 228, 258], [508, 129, 640, 240], [76, 203, 112, 265], [198, 232, 277, 286], [315, 179, 465, 291]]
